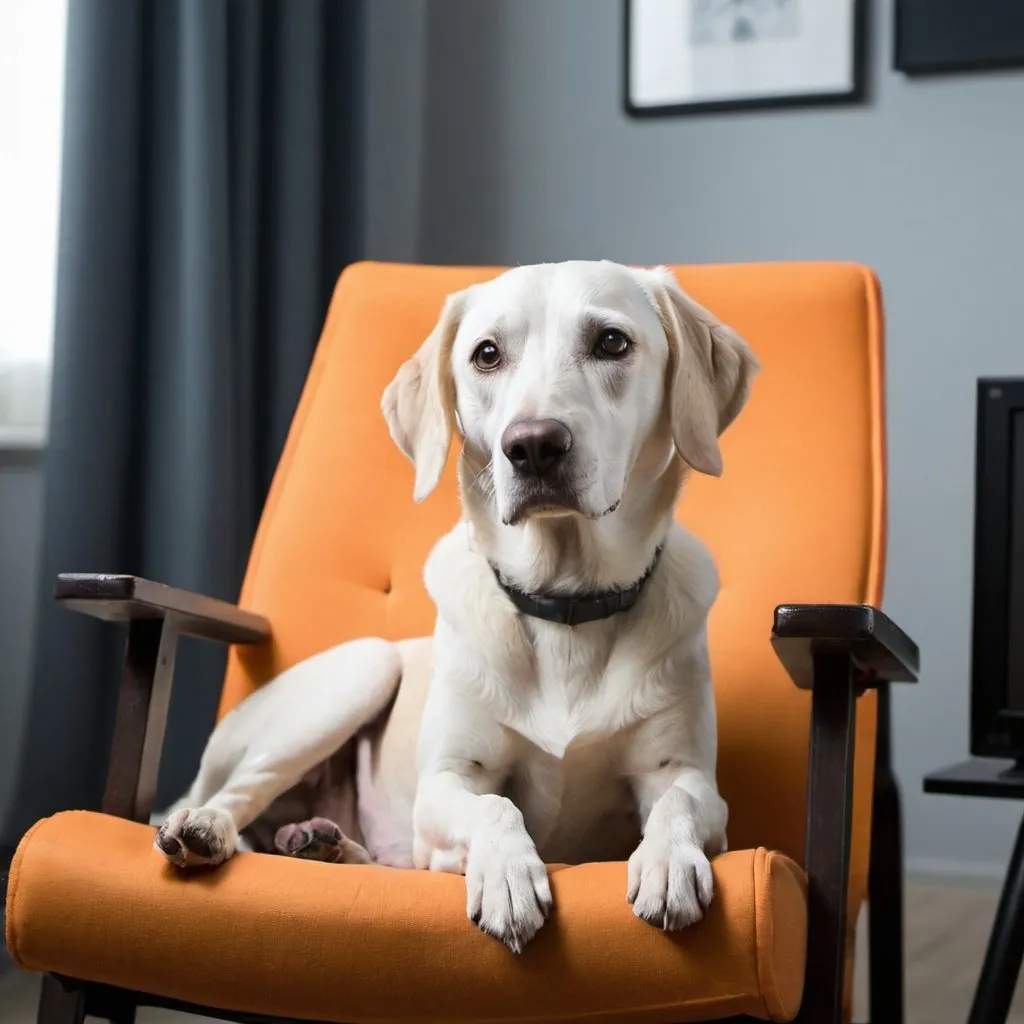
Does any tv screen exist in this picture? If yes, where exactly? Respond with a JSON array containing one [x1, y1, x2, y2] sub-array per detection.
[[1008, 409, 1024, 712], [972, 379, 1024, 759]]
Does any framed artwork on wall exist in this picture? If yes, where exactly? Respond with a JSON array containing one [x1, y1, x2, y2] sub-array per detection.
[[895, 0, 1024, 75], [624, 0, 866, 117]]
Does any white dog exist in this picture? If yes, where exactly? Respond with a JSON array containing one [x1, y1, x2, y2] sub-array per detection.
[[154, 260, 759, 954]]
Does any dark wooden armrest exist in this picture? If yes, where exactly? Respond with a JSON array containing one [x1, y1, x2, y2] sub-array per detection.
[[50, 575, 269, 824], [771, 603, 919, 690], [772, 603, 920, 1023], [54, 573, 270, 644]]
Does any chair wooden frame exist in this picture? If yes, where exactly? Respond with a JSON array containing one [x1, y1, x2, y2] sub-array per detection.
[[3, 574, 919, 1024]]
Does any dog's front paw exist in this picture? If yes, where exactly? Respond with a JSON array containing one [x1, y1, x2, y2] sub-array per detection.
[[465, 830, 552, 954], [627, 835, 713, 931], [154, 807, 237, 868]]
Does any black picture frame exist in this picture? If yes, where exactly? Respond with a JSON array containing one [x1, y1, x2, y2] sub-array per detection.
[[970, 378, 1024, 762], [623, 0, 867, 118], [895, 0, 1024, 75]]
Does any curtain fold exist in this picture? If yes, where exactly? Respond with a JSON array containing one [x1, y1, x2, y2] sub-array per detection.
[[2, 0, 365, 843]]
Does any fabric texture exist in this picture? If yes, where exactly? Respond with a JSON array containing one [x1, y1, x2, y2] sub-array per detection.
[[6, 811, 807, 1023], [1, 0, 365, 847]]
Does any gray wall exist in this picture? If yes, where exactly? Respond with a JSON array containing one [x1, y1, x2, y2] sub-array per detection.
[[0, 453, 43, 822], [415, 0, 1024, 877]]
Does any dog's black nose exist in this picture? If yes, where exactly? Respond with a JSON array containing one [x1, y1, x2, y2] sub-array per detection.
[[501, 419, 573, 478]]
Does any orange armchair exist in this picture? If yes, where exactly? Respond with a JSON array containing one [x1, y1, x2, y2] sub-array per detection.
[[3, 261, 918, 1024]]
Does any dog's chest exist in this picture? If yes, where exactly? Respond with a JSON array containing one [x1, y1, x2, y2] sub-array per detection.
[[492, 622, 648, 859], [506, 619, 649, 758], [506, 728, 641, 862]]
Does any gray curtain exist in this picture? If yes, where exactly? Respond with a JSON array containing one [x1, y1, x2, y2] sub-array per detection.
[[3, 0, 365, 844]]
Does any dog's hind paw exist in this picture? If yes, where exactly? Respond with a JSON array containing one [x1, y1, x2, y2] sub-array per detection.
[[274, 817, 373, 865], [154, 807, 238, 869]]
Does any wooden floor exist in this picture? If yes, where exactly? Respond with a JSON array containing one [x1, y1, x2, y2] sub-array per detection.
[[899, 882, 1024, 1023], [2, 881, 1023, 1023]]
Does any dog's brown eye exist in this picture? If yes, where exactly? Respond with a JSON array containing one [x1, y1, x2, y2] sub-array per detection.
[[593, 328, 631, 360], [472, 340, 502, 371]]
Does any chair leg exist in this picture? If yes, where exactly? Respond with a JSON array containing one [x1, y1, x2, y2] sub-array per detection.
[[869, 683, 905, 1024], [38, 975, 139, 1024], [104, 997, 138, 1024], [798, 652, 859, 1024], [37, 976, 86, 1024]]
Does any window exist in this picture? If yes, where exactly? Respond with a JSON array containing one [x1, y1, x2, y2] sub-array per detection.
[[0, 0, 68, 444]]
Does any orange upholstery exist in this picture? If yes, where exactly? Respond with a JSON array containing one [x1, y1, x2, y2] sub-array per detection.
[[7, 812, 806, 1023], [6, 261, 886, 1022]]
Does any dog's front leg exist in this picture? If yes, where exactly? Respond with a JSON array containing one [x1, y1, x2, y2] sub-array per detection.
[[414, 765, 552, 953], [628, 763, 728, 931]]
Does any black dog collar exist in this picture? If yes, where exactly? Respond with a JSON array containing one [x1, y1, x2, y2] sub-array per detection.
[[492, 546, 664, 627]]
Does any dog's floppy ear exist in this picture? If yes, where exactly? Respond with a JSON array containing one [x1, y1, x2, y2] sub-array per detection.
[[637, 265, 760, 477], [381, 290, 465, 502]]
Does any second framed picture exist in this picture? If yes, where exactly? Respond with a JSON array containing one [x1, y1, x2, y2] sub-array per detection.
[[895, 0, 1024, 75], [625, 0, 866, 117]]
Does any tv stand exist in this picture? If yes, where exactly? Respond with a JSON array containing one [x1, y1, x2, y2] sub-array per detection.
[[925, 757, 1024, 1024]]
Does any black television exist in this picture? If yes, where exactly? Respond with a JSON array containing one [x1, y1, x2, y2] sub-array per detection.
[[971, 377, 1024, 764]]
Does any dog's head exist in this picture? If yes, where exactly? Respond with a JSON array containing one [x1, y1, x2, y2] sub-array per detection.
[[382, 261, 759, 526]]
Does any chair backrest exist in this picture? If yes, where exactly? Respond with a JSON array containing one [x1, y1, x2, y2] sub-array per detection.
[[220, 260, 885, 927]]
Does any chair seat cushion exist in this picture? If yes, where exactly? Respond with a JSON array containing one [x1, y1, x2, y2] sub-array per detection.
[[5, 812, 807, 1023]]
